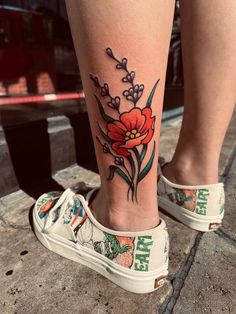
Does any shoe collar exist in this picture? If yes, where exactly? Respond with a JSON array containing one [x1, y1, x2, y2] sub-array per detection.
[[44, 187, 167, 238]]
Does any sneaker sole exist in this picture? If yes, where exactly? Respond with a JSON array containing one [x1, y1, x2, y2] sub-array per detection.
[[158, 196, 224, 232], [33, 206, 168, 294]]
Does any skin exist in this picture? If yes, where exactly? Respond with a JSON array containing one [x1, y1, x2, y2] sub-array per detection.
[[164, 0, 236, 184], [65, 0, 235, 231], [65, 0, 175, 231]]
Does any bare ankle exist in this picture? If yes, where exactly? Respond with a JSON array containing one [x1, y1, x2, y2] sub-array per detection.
[[162, 158, 219, 185], [89, 189, 159, 232]]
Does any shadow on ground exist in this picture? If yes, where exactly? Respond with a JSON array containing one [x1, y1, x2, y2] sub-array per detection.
[[0, 87, 183, 199]]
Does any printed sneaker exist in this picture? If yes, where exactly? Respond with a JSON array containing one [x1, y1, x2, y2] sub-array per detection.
[[33, 188, 169, 294], [157, 164, 225, 232]]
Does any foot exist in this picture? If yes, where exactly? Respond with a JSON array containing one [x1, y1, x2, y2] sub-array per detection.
[[157, 162, 225, 232], [33, 188, 169, 294]]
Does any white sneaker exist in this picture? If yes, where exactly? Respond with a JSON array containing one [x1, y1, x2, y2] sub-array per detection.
[[157, 164, 224, 232], [33, 188, 169, 294]]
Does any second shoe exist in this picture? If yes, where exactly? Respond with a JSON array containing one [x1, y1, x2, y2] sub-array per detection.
[[157, 164, 225, 232]]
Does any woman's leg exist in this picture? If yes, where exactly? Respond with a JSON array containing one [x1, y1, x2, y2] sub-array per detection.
[[164, 0, 236, 184], [65, 0, 175, 231]]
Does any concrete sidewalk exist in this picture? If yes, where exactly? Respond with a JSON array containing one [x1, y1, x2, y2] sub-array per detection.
[[0, 111, 235, 314]]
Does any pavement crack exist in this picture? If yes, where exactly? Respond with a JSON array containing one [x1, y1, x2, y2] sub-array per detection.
[[215, 228, 236, 246], [0, 216, 30, 230], [159, 232, 203, 314]]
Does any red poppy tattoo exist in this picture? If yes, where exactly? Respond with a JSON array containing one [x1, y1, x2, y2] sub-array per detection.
[[90, 48, 159, 202], [107, 107, 155, 157]]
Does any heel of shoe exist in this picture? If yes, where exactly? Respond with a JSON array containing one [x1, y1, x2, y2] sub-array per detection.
[[158, 196, 224, 232]]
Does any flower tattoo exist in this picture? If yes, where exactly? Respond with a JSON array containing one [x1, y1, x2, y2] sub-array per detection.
[[107, 107, 155, 157], [90, 48, 160, 202]]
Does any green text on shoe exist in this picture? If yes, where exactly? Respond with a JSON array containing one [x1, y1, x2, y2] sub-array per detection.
[[157, 164, 224, 232], [33, 188, 169, 294]]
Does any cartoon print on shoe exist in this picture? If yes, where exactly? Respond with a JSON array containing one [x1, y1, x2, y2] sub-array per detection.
[[168, 189, 197, 212], [67, 210, 135, 270], [33, 188, 169, 293], [157, 163, 225, 232], [37, 192, 61, 219], [94, 233, 135, 268]]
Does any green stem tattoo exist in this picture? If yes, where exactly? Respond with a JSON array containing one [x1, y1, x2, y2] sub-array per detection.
[[91, 48, 159, 202]]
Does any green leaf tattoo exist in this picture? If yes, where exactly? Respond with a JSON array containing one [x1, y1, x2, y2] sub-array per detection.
[[90, 48, 159, 202], [138, 142, 156, 183], [95, 94, 114, 123], [145, 79, 160, 108], [107, 165, 132, 187], [97, 123, 113, 144]]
